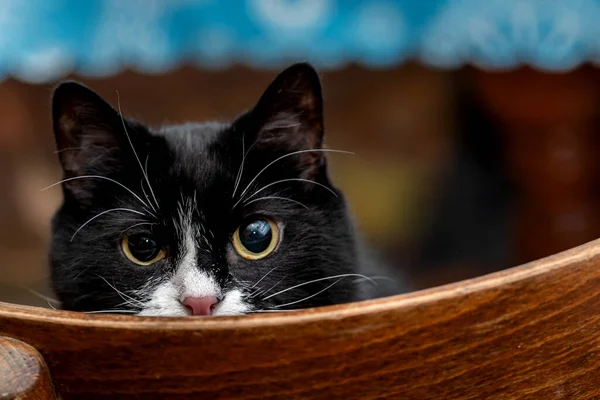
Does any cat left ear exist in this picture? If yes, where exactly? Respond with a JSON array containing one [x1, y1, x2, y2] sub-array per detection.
[[52, 82, 125, 178], [52, 82, 132, 200], [249, 63, 325, 176]]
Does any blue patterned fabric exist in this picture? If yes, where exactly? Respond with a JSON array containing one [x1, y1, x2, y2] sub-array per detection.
[[0, 0, 598, 82]]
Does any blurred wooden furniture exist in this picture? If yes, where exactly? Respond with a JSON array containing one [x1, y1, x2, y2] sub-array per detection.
[[0, 337, 56, 399], [2, 238, 600, 399], [473, 67, 600, 264]]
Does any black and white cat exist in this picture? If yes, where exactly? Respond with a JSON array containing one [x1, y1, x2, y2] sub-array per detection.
[[48, 63, 406, 317]]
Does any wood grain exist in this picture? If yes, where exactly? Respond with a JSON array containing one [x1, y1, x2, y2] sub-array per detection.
[[0, 336, 56, 399], [2, 238, 600, 399]]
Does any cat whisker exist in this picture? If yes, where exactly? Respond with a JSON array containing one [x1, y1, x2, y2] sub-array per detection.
[[232, 138, 259, 199], [234, 148, 353, 206], [19, 286, 61, 305], [236, 178, 338, 209], [232, 132, 245, 198], [84, 309, 138, 314], [110, 218, 148, 222], [273, 279, 344, 309], [250, 266, 280, 290], [115, 299, 143, 309], [252, 309, 298, 313], [119, 222, 157, 236], [262, 273, 376, 301], [249, 288, 266, 299], [143, 155, 159, 213], [72, 261, 95, 280], [251, 275, 288, 299], [71, 208, 147, 241], [352, 275, 396, 284], [116, 91, 160, 212], [244, 196, 309, 209], [42, 175, 155, 217], [97, 275, 145, 308], [140, 177, 153, 213]]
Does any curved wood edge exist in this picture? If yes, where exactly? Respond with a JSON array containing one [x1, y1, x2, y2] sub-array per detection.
[[0, 336, 57, 399], [0, 236, 599, 398], [0, 236, 599, 330]]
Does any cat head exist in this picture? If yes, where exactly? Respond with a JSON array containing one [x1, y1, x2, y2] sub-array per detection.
[[49, 63, 362, 316]]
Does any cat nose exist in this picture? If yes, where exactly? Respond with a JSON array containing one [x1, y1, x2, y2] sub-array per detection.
[[181, 296, 218, 316]]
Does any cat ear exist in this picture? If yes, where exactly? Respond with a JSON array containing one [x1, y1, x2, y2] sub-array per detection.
[[52, 82, 125, 178], [249, 63, 325, 176], [52, 82, 135, 201]]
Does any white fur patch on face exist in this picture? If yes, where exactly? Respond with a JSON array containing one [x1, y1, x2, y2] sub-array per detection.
[[214, 289, 251, 316], [138, 197, 251, 317]]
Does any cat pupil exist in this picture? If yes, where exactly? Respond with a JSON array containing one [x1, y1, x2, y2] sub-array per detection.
[[240, 220, 272, 253], [128, 235, 159, 261]]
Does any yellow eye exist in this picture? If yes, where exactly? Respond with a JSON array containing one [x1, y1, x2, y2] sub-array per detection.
[[121, 234, 166, 266], [233, 218, 279, 260]]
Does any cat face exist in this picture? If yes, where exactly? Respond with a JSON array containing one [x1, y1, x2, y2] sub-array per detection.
[[49, 63, 361, 316]]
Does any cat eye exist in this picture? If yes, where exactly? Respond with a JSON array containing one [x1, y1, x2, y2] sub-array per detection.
[[121, 234, 166, 266], [233, 218, 279, 260]]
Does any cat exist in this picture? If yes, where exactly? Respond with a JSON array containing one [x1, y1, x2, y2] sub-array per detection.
[[48, 63, 406, 317]]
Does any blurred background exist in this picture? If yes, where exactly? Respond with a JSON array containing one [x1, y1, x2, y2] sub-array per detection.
[[2, 0, 600, 307]]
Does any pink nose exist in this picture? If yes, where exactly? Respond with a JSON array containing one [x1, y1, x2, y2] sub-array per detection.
[[181, 296, 218, 316]]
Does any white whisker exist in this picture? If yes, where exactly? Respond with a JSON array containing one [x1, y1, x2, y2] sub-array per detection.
[[250, 266, 280, 290], [251, 275, 288, 299], [97, 275, 145, 308], [116, 91, 160, 211], [250, 288, 266, 299], [232, 139, 260, 199], [234, 149, 353, 205], [262, 273, 376, 301], [253, 309, 298, 313], [244, 196, 309, 209], [140, 179, 152, 214], [119, 222, 157, 236], [232, 132, 245, 198], [352, 275, 396, 284], [42, 175, 154, 216], [84, 309, 138, 314], [20, 286, 61, 305], [143, 154, 158, 213], [71, 208, 147, 242], [236, 178, 338, 209], [273, 279, 344, 308], [73, 262, 95, 280]]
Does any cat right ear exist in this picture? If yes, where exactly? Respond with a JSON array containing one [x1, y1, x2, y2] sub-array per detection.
[[52, 82, 123, 179], [243, 63, 326, 179]]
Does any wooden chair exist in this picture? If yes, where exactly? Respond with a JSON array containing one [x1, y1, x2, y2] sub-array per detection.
[[2, 238, 600, 399]]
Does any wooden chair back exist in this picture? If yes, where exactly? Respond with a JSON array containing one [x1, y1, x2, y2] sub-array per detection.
[[2, 238, 600, 399]]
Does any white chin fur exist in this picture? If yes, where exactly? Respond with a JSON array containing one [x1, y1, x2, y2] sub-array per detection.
[[213, 289, 251, 316]]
